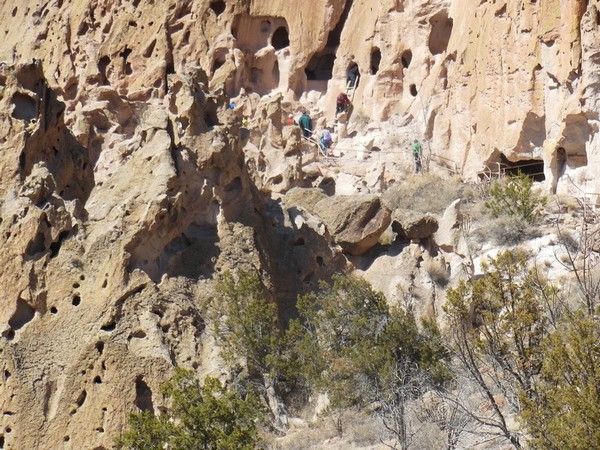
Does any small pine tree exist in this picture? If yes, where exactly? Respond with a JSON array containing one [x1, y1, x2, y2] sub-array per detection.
[[294, 275, 450, 448], [115, 369, 263, 450], [520, 313, 600, 449], [484, 172, 546, 223]]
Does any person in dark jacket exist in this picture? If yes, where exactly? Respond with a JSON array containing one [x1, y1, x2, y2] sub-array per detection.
[[347, 64, 359, 87], [336, 92, 351, 114], [298, 112, 313, 138]]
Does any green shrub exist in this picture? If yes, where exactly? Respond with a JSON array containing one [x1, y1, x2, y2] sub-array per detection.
[[115, 369, 263, 450], [484, 172, 546, 223]]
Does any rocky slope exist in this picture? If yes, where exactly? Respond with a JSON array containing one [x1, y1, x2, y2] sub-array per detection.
[[0, 0, 598, 448]]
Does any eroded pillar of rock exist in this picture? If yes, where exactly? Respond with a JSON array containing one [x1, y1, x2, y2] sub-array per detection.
[[543, 139, 559, 194], [336, 112, 348, 140]]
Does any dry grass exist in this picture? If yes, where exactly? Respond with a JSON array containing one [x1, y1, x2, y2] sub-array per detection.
[[382, 173, 461, 215], [267, 409, 387, 450], [425, 259, 450, 287], [472, 215, 542, 247]]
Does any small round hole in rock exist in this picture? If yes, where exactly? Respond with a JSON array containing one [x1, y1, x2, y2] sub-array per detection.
[[50, 307, 58, 314], [72, 295, 81, 306]]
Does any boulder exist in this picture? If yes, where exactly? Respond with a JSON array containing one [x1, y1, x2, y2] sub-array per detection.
[[392, 210, 439, 240], [314, 195, 391, 255], [284, 189, 391, 255]]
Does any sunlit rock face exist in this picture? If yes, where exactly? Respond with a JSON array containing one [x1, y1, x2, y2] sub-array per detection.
[[0, 0, 599, 447]]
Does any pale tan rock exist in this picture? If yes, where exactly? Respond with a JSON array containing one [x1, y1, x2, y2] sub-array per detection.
[[434, 199, 462, 252]]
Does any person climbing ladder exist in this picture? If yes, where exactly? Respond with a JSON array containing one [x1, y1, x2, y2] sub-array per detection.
[[336, 92, 351, 114]]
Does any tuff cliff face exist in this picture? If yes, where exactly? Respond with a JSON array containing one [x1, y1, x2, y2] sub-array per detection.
[[0, 0, 598, 448]]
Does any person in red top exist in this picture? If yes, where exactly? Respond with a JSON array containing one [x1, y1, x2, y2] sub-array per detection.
[[336, 92, 351, 114]]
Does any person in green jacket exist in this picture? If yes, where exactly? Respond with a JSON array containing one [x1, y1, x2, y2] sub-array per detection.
[[298, 112, 313, 138], [412, 139, 422, 173]]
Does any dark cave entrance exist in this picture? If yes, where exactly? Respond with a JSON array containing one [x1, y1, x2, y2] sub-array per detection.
[[370, 47, 381, 74], [500, 154, 546, 182], [401, 49, 412, 68], [272, 26, 290, 50]]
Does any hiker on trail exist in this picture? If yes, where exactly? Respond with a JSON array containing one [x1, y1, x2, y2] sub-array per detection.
[[347, 64, 359, 88], [298, 112, 313, 138], [319, 129, 333, 155], [412, 139, 422, 173], [336, 92, 351, 114], [286, 114, 296, 126]]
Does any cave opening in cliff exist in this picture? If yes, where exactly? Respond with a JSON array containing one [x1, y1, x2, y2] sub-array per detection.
[[428, 10, 453, 55], [305, 0, 354, 86], [272, 26, 290, 50], [370, 47, 381, 74], [409, 84, 418, 96], [98, 56, 111, 85], [499, 154, 546, 181], [305, 53, 336, 82], [135, 376, 154, 413], [8, 298, 35, 331], [560, 113, 591, 170], [209, 0, 226, 16], [347, 63, 360, 88], [11, 92, 37, 122], [401, 49, 412, 68], [211, 48, 228, 74]]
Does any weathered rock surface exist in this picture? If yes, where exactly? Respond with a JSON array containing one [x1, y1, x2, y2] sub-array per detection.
[[0, 0, 598, 448]]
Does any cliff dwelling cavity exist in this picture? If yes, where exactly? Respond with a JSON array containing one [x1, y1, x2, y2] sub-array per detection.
[[305, 0, 354, 89], [134, 376, 154, 413], [401, 49, 412, 68], [560, 113, 592, 170], [209, 0, 226, 16], [272, 26, 290, 50], [428, 10, 453, 55], [370, 47, 381, 74], [487, 153, 546, 181], [11, 92, 37, 122]]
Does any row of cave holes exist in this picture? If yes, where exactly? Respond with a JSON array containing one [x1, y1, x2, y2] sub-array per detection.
[[46, 274, 108, 320], [306, 8, 451, 83], [65, 341, 110, 445], [212, 24, 290, 75]]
